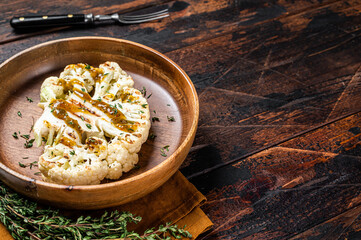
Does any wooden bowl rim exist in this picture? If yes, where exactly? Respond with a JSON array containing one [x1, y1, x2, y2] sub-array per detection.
[[0, 36, 199, 191]]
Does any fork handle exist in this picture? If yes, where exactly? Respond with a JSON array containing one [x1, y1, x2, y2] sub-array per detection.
[[10, 14, 94, 29]]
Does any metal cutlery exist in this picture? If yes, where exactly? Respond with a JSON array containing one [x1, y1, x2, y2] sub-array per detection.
[[10, 8, 169, 29]]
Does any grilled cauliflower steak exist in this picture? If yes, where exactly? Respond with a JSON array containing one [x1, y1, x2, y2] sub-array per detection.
[[33, 62, 150, 185]]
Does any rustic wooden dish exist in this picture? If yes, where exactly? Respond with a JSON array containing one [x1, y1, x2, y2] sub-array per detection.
[[0, 37, 198, 209]]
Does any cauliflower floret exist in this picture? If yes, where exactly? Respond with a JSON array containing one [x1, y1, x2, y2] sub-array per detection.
[[33, 62, 151, 185], [106, 138, 138, 179], [39, 137, 108, 185], [40, 77, 65, 102], [60, 63, 99, 93], [93, 61, 134, 102]]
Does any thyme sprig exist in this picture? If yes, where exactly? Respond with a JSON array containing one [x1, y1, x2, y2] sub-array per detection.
[[0, 182, 191, 240]]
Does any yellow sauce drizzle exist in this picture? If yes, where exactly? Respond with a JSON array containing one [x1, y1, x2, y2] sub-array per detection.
[[50, 64, 138, 134], [59, 137, 76, 148]]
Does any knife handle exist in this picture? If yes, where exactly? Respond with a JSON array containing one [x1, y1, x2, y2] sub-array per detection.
[[10, 14, 93, 29]]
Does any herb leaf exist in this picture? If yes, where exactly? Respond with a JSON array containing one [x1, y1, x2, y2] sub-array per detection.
[[12, 132, 18, 139], [20, 134, 30, 140], [148, 133, 157, 140], [18, 162, 26, 168], [152, 117, 160, 122], [160, 149, 167, 157], [0, 180, 192, 240], [29, 161, 38, 169], [167, 116, 175, 122], [19, 161, 38, 169], [24, 139, 35, 148], [140, 86, 147, 96]]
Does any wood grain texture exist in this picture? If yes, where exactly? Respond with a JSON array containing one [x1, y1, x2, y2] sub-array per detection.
[[1, 1, 358, 58], [176, 0, 361, 178], [0, 37, 199, 209], [290, 205, 361, 240], [195, 114, 361, 238], [1, 0, 361, 238], [338, 213, 361, 239]]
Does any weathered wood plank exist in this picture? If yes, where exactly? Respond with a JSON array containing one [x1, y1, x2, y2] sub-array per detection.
[[196, 139, 361, 238], [338, 213, 361, 239], [280, 107, 361, 157], [290, 205, 361, 240], [192, 110, 361, 239], [1, 0, 360, 180], [0, 0, 360, 239], [179, 1, 361, 176], [181, 125, 310, 178], [0, 1, 356, 56], [0, 0, 172, 43]]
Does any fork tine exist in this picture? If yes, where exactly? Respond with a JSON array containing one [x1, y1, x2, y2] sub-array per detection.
[[122, 9, 168, 20], [122, 13, 169, 22], [120, 13, 169, 24]]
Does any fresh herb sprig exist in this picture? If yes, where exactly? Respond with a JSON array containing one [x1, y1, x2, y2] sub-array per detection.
[[0, 181, 191, 240], [18, 161, 37, 169]]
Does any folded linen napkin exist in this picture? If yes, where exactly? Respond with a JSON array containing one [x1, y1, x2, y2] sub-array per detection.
[[0, 171, 213, 239]]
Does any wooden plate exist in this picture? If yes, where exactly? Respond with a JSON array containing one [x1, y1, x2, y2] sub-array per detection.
[[0, 37, 198, 209]]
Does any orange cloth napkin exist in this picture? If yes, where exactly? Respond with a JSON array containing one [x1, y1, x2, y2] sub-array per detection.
[[0, 171, 213, 239]]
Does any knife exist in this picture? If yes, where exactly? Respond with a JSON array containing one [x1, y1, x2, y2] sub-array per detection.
[[10, 9, 169, 29]]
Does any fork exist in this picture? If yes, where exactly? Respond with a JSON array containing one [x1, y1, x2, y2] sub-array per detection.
[[10, 8, 169, 29]]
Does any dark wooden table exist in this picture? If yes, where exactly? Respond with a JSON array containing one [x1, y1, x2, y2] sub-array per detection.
[[1, 0, 361, 239]]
